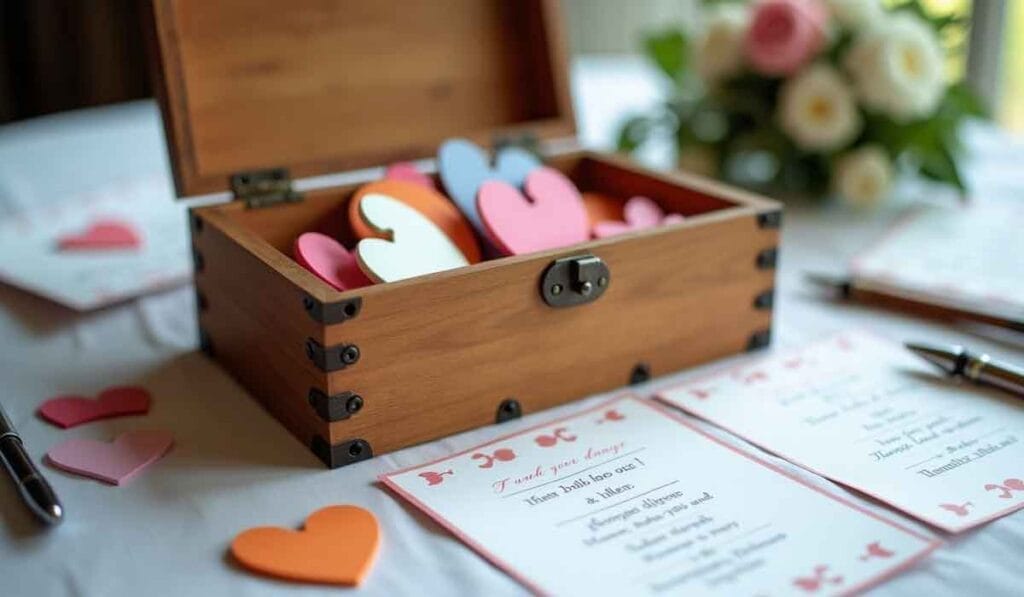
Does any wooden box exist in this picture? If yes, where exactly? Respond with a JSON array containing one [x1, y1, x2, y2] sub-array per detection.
[[146, 0, 781, 468]]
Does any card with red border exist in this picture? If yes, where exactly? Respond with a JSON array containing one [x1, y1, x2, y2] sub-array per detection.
[[658, 331, 1024, 534], [381, 396, 938, 595]]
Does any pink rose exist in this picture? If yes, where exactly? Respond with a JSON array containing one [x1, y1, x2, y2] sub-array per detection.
[[745, 0, 828, 76]]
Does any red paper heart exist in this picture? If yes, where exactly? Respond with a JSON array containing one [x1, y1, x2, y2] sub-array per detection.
[[38, 386, 151, 429], [57, 219, 141, 251]]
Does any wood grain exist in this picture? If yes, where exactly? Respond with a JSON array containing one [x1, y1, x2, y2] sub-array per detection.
[[191, 151, 780, 462], [146, 0, 575, 197]]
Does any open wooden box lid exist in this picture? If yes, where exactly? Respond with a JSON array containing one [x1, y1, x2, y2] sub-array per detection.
[[147, 0, 576, 198]]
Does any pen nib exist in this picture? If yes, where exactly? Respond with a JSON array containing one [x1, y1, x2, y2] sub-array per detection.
[[905, 342, 963, 375]]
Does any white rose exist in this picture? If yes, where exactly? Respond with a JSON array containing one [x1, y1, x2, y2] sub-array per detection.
[[844, 14, 945, 122], [825, 0, 884, 29], [696, 6, 749, 83], [834, 145, 893, 207], [777, 63, 862, 152]]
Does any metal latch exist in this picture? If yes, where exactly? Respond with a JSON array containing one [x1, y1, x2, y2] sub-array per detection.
[[230, 168, 303, 208], [540, 255, 610, 308]]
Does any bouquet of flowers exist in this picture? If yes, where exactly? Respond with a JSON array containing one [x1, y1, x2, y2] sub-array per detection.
[[617, 0, 986, 206]]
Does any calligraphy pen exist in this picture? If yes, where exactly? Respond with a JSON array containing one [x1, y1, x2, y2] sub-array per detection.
[[806, 273, 1024, 333], [906, 342, 1024, 398], [0, 402, 63, 525]]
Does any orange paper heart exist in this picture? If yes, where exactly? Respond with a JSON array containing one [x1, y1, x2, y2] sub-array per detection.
[[231, 505, 380, 586]]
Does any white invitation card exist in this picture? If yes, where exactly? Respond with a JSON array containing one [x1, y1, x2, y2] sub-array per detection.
[[381, 396, 938, 595], [659, 331, 1024, 533], [851, 202, 1024, 322]]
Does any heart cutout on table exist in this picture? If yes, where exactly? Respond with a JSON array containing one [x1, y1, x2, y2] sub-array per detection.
[[46, 430, 174, 485], [57, 219, 141, 251], [384, 162, 435, 190], [38, 386, 151, 429], [356, 194, 469, 283], [477, 167, 590, 255], [437, 138, 541, 235], [349, 180, 481, 263], [294, 232, 373, 291], [231, 505, 380, 586], [592, 196, 684, 238]]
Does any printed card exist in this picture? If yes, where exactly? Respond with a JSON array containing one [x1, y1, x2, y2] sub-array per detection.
[[851, 202, 1024, 322], [381, 396, 937, 595], [659, 331, 1024, 533], [0, 176, 191, 310]]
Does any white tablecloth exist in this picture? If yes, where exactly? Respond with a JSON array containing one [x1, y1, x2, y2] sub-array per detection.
[[1, 57, 1022, 596]]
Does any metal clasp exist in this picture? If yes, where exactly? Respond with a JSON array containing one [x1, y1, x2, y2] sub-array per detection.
[[540, 255, 610, 308]]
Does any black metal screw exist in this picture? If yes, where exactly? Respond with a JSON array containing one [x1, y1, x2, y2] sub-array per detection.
[[348, 441, 364, 457], [342, 345, 360, 365], [346, 394, 363, 414], [303, 296, 315, 311], [496, 398, 522, 423], [305, 340, 316, 359], [630, 362, 651, 385], [344, 302, 358, 317]]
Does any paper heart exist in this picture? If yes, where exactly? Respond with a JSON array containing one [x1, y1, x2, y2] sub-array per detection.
[[355, 194, 468, 283], [57, 219, 141, 251], [294, 232, 372, 291], [582, 192, 624, 226], [438, 138, 541, 234], [592, 196, 684, 238], [231, 505, 380, 586], [38, 386, 151, 429], [349, 180, 481, 263], [46, 430, 174, 485], [384, 162, 434, 189], [477, 167, 590, 255]]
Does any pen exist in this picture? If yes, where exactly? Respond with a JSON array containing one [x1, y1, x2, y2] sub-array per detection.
[[0, 403, 63, 525], [906, 342, 1024, 398], [806, 272, 1024, 333]]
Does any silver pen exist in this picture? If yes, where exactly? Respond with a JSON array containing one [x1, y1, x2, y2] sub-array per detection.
[[905, 342, 1024, 398], [0, 402, 63, 525]]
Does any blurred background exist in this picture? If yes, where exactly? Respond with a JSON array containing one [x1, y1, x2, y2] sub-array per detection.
[[0, 0, 1019, 130]]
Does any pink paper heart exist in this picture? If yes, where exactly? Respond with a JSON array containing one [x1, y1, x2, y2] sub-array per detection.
[[592, 197, 683, 239], [384, 162, 434, 190], [38, 386, 151, 429], [477, 167, 590, 255], [47, 430, 174, 485], [294, 233, 372, 291], [57, 219, 141, 251]]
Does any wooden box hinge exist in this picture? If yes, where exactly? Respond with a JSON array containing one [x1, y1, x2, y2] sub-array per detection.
[[230, 167, 303, 208]]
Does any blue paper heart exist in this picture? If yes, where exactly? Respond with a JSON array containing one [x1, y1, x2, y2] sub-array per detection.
[[438, 138, 541, 235]]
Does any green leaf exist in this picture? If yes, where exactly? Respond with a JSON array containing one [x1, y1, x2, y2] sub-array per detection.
[[918, 144, 966, 193], [643, 29, 689, 87], [945, 82, 988, 119], [616, 115, 656, 153]]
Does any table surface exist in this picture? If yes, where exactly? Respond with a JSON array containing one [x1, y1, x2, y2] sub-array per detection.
[[1, 56, 1022, 597]]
